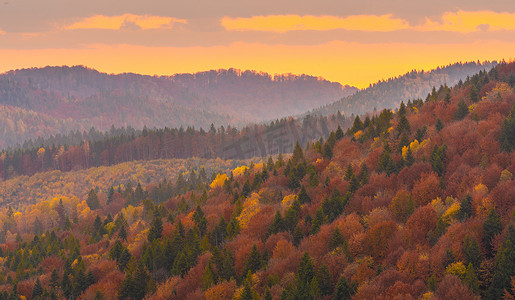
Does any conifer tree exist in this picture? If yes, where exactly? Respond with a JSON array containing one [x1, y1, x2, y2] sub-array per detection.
[[87, 189, 100, 210]]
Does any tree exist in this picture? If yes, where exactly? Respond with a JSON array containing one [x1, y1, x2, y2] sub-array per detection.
[[483, 208, 502, 257], [463, 235, 482, 269], [455, 100, 469, 120], [457, 194, 473, 220], [431, 144, 447, 176], [32, 278, 43, 299], [317, 264, 333, 296], [296, 252, 315, 297], [389, 190, 414, 223], [329, 228, 345, 250], [148, 213, 163, 243], [119, 225, 127, 241], [487, 227, 515, 299], [268, 211, 285, 236], [87, 189, 100, 210], [193, 205, 208, 235], [244, 245, 262, 274], [298, 186, 311, 204], [436, 118, 444, 132], [377, 145, 396, 175], [334, 276, 355, 300], [500, 103, 515, 152]]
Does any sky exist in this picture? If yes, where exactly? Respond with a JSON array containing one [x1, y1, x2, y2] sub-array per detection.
[[1, 1, 515, 88]]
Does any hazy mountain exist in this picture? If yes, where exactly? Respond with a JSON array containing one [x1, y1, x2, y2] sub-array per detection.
[[310, 61, 497, 117], [0, 66, 357, 148]]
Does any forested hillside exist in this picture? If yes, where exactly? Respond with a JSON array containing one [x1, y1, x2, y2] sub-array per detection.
[[313, 61, 497, 117], [0, 62, 512, 299], [0, 67, 356, 148], [0, 113, 350, 180]]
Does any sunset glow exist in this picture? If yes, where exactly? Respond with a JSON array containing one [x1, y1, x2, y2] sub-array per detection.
[[1, 3, 514, 88], [221, 15, 410, 32]]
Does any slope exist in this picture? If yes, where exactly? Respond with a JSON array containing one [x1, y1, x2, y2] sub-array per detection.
[[0, 66, 356, 148], [0, 62, 512, 299], [312, 61, 497, 117]]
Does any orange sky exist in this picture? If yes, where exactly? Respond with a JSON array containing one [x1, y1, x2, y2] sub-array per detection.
[[1, 5, 515, 88]]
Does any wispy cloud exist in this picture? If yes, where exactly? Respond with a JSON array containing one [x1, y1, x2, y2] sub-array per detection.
[[419, 11, 515, 33], [222, 11, 515, 34], [221, 15, 411, 32], [65, 14, 187, 30]]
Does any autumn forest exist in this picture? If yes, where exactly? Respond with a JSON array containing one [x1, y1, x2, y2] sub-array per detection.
[[0, 59, 513, 300]]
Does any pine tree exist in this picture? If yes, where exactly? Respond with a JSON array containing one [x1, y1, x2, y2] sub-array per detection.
[[458, 194, 473, 220], [334, 276, 355, 300], [296, 252, 315, 297], [463, 234, 482, 269], [317, 264, 333, 296], [32, 278, 43, 299], [119, 225, 127, 241], [193, 205, 208, 235], [435, 118, 444, 132], [244, 245, 262, 274], [329, 228, 345, 250], [268, 211, 285, 236], [87, 189, 100, 210], [500, 103, 515, 152], [483, 208, 502, 257], [147, 213, 163, 243], [455, 100, 469, 120], [358, 164, 369, 185], [298, 185, 311, 204]]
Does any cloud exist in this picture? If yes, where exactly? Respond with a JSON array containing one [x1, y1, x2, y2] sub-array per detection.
[[221, 14, 411, 32], [66, 14, 187, 30], [221, 11, 515, 34], [418, 11, 515, 33]]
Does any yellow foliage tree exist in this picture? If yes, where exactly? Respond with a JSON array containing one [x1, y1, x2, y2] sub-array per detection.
[[237, 193, 261, 229], [281, 194, 297, 210], [446, 261, 466, 279], [232, 165, 248, 177], [210, 173, 228, 189]]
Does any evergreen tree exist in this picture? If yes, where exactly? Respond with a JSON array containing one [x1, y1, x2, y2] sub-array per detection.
[[311, 209, 325, 234], [358, 164, 369, 185], [483, 208, 502, 257], [458, 194, 473, 220], [298, 185, 311, 204], [147, 213, 163, 243], [487, 234, 515, 299], [405, 148, 415, 167], [431, 144, 447, 176], [292, 141, 305, 165], [334, 276, 355, 300], [86, 189, 100, 210], [193, 205, 207, 235], [244, 245, 262, 274], [296, 252, 315, 297], [435, 118, 444, 132], [463, 234, 482, 269], [463, 263, 480, 294], [499, 103, 515, 152], [268, 211, 285, 236], [240, 283, 253, 300], [317, 264, 333, 296], [118, 225, 127, 241], [455, 100, 469, 120], [32, 278, 43, 299], [107, 186, 115, 204]]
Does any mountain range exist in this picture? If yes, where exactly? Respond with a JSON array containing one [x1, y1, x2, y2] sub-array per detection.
[[0, 67, 356, 148]]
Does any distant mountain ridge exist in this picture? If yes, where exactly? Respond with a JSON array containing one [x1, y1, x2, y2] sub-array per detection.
[[0, 66, 357, 148], [310, 61, 497, 117]]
